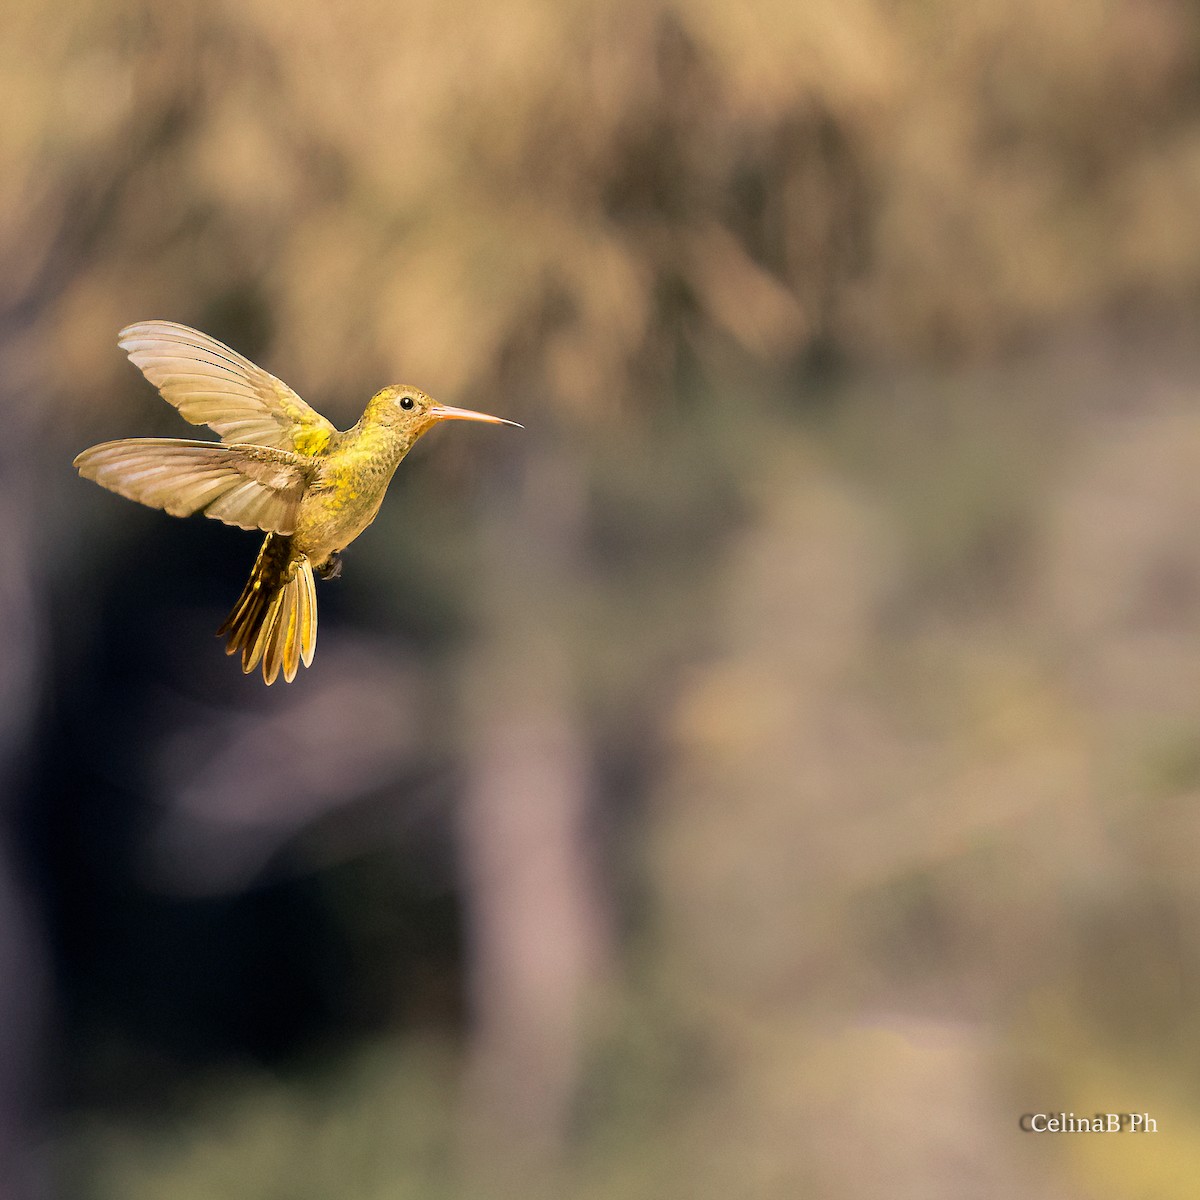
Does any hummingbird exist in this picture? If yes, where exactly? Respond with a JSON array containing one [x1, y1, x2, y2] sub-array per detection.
[[74, 322, 520, 684]]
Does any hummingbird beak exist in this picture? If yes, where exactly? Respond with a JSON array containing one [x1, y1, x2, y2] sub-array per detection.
[[428, 404, 523, 429]]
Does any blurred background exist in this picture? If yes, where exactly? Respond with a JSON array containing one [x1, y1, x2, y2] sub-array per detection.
[[4, 0, 1200, 1195]]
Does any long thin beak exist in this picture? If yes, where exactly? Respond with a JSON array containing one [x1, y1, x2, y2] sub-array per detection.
[[428, 404, 523, 429]]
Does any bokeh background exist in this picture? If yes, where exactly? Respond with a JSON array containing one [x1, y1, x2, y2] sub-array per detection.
[[5, 0, 1200, 1196]]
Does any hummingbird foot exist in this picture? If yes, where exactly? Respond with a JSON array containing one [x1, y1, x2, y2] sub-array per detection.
[[315, 551, 343, 581]]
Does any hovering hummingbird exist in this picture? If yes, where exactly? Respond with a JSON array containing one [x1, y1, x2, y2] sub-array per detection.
[[74, 322, 520, 684]]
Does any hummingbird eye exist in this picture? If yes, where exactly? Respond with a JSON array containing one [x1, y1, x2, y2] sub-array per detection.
[[399, 395, 415, 410]]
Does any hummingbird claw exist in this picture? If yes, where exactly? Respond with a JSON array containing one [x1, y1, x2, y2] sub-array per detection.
[[316, 551, 343, 581]]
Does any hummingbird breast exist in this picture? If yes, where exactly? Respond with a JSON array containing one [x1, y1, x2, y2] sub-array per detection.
[[292, 424, 410, 562]]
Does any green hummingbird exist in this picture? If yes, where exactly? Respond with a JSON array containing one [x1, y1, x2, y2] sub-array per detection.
[[74, 322, 520, 684]]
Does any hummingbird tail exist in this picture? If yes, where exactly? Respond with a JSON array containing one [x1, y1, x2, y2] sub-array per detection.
[[217, 534, 317, 684]]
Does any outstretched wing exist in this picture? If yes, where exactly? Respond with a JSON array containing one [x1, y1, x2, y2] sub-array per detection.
[[118, 322, 337, 455], [74, 438, 313, 534]]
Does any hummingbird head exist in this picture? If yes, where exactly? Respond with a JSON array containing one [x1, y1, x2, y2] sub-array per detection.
[[370, 385, 522, 437]]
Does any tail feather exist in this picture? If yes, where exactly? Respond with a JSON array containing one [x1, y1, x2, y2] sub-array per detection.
[[217, 534, 317, 683]]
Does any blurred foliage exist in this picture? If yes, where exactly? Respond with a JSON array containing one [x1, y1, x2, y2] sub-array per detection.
[[5, 0, 1200, 1198], [68, 1036, 461, 1200], [9, 0, 1200, 431]]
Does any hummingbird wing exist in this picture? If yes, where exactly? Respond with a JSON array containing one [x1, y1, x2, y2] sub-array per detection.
[[73, 438, 313, 534], [118, 322, 338, 456]]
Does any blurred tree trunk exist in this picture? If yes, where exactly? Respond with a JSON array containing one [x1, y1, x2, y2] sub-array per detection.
[[457, 444, 611, 1191]]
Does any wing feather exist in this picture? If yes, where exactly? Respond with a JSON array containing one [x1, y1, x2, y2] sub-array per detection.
[[74, 437, 312, 534], [119, 321, 338, 455]]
